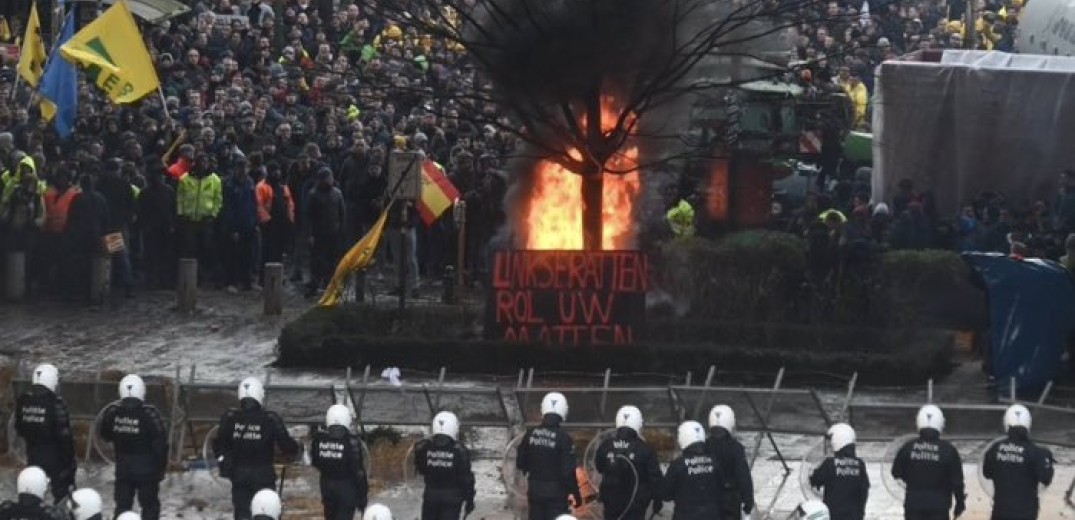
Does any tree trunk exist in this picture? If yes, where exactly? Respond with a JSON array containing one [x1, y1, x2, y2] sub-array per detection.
[[581, 165, 603, 251]]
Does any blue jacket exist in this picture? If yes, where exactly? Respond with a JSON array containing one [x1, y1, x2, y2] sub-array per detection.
[[223, 176, 259, 233]]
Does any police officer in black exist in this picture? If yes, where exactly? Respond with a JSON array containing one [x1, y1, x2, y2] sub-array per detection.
[[983, 404, 1054, 520], [515, 392, 581, 520], [0, 467, 68, 520], [661, 421, 723, 520], [213, 377, 300, 520], [415, 411, 477, 520], [99, 374, 169, 520], [706, 405, 756, 520], [809, 423, 869, 520], [311, 404, 369, 520], [595, 406, 662, 520], [891, 405, 966, 520], [15, 364, 77, 502]]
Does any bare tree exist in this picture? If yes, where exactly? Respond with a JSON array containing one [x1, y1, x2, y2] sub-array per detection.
[[362, 0, 828, 250]]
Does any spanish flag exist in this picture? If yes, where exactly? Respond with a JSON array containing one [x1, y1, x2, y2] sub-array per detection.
[[60, 0, 160, 104], [16, 3, 46, 88], [319, 202, 394, 307], [418, 159, 460, 226]]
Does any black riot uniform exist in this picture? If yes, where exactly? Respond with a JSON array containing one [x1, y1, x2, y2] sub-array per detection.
[[15, 385, 77, 502], [515, 414, 581, 520], [213, 398, 300, 520], [808, 445, 870, 520], [414, 433, 477, 520], [100, 397, 169, 520], [660, 441, 723, 520], [311, 424, 369, 520], [595, 427, 663, 520], [983, 427, 1054, 520], [0, 494, 69, 520], [706, 426, 755, 519], [891, 428, 965, 520]]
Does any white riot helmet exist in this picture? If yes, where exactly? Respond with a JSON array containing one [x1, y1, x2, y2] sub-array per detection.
[[70, 488, 104, 520], [827, 423, 856, 452], [541, 392, 568, 420], [1004, 404, 1032, 432], [239, 377, 266, 405], [708, 404, 736, 432], [615, 405, 643, 434], [116, 513, 142, 520], [677, 421, 706, 450], [32, 364, 59, 392], [916, 404, 945, 433], [16, 466, 49, 498], [325, 404, 353, 429], [119, 374, 146, 401], [363, 503, 393, 520], [555, 516, 578, 520], [797, 499, 830, 520], [250, 489, 282, 519], [432, 411, 461, 440]]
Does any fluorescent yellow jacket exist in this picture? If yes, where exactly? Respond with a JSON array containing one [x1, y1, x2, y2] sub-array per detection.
[[667, 199, 696, 237], [1, 156, 46, 210], [177, 172, 223, 221]]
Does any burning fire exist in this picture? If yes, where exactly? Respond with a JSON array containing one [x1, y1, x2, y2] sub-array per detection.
[[524, 99, 642, 250]]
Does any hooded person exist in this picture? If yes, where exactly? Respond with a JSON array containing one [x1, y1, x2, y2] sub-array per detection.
[[414, 411, 477, 520], [213, 377, 300, 520], [891, 405, 965, 520], [303, 166, 345, 298], [983, 404, 1054, 520], [659, 421, 722, 520], [705, 405, 755, 520], [15, 364, 77, 502], [311, 404, 369, 520], [515, 392, 582, 520], [99, 375, 169, 520], [594, 406, 662, 520], [0, 467, 68, 520], [809, 423, 869, 520]]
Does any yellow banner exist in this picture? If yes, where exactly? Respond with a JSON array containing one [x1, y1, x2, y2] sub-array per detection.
[[60, 0, 159, 104], [17, 3, 46, 88], [319, 203, 394, 307]]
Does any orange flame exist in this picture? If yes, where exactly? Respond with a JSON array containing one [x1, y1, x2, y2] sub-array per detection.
[[524, 99, 642, 250]]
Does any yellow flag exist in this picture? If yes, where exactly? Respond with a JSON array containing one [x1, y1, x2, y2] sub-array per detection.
[[60, 0, 159, 104], [319, 203, 395, 307], [16, 3, 46, 88]]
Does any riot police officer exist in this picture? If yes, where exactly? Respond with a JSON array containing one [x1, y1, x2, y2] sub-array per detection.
[[415, 411, 476, 520], [594, 405, 662, 520], [311, 404, 368, 520], [660, 421, 723, 520], [983, 404, 1054, 520], [364, 503, 394, 520], [250, 489, 282, 520], [706, 405, 755, 520], [15, 364, 76, 502], [515, 392, 581, 520], [891, 405, 965, 520], [99, 374, 169, 520], [213, 377, 300, 520], [0, 467, 67, 520], [69, 488, 104, 520], [808, 423, 869, 520]]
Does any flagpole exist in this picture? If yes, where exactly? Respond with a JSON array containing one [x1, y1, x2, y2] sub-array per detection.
[[8, 74, 20, 101], [158, 86, 170, 119]]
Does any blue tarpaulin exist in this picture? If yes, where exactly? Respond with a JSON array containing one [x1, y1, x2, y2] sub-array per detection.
[[962, 252, 1075, 395]]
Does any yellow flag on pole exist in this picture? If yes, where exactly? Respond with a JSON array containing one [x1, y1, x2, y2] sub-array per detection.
[[16, 3, 46, 88], [59, 0, 160, 104], [319, 202, 394, 307]]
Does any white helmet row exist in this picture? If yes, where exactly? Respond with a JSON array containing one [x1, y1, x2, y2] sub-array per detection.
[[708, 404, 736, 432], [797, 499, 830, 520], [17, 466, 48, 499], [916, 404, 945, 432], [119, 374, 146, 401], [1004, 404, 1032, 432], [827, 423, 856, 452], [677, 421, 706, 450], [541, 392, 568, 420], [251, 489, 282, 519], [326, 404, 352, 429], [363, 503, 393, 520], [432, 411, 461, 440], [239, 377, 266, 405], [116, 513, 142, 520], [70, 488, 103, 520], [32, 364, 59, 392], [615, 405, 643, 434]]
